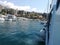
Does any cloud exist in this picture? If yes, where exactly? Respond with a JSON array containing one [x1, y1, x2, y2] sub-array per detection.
[[0, 0, 43, 13]]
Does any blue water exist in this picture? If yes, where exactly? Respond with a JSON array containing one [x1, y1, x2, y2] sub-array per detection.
[[0, 19, 45, 45]]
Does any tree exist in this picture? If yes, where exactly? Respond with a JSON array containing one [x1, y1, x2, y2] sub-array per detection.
[[1, 9, 7, 15], [7, 9, 14, 15], [17, 10, 24, 17]]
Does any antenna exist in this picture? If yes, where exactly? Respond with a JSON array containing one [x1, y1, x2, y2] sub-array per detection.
[[47, 0, 49, 13]]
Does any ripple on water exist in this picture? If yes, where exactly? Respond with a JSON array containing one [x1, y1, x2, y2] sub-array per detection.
[[0, 19, 45, 45]]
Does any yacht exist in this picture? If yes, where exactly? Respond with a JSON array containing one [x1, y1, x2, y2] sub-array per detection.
[[0, 17, 5, 21], [5, 14, 17, 21], [0, 14, 6, 21]]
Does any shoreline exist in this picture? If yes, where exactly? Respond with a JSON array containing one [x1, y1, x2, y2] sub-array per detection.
[[0, 14, 47, 21]]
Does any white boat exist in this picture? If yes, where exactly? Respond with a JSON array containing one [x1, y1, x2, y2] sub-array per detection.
[[5, 14, 17, 21], [46, 0, 60, 45], [0, 17, 5, 21], [0, 14, 5, 21]]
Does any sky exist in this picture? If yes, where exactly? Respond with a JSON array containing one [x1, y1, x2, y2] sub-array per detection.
[[0, 0, 52, 13]]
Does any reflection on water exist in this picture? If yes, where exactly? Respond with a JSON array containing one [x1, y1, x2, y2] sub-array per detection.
[[0, 19, 45, 45]]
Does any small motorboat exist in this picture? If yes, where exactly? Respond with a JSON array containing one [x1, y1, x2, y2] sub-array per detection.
[[0, 17, 5, 21], [5, 14, 17, 21]]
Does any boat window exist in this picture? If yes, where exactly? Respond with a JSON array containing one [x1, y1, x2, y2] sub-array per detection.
[[56, 0, 60, 10]]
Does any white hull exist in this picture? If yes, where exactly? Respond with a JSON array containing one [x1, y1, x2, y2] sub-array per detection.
[[0, 18, 5, 21]]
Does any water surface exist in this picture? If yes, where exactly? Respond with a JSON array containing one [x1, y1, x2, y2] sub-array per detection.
[[0, 18, 45, 45]]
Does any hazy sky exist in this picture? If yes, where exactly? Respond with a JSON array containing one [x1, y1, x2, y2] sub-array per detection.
[[0, 0, 51, 13]]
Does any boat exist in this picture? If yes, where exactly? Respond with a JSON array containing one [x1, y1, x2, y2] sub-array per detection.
[[5, 14, 17, 21], [0, 14, 5, 21], [46, 0, 60, 45], [0, 17, 5, 21]]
